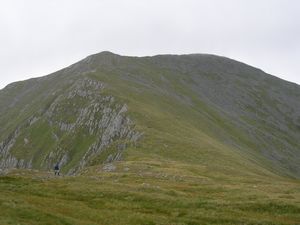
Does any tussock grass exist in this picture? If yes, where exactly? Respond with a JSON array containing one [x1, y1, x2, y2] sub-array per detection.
[[0, 161, 299, 225]]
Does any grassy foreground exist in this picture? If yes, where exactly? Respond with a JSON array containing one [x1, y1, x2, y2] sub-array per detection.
[[1, 159, 299, 225]]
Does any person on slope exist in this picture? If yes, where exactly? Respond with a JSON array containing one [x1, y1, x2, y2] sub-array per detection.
[[54, 163, 60, 176]]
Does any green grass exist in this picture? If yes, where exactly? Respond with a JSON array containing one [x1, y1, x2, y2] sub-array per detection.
[[0, 160, 299, 225]]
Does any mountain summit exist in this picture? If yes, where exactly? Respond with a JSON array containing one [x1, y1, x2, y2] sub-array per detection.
[[0, 52, 299, 178]]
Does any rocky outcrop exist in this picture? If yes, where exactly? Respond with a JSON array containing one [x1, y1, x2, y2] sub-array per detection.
[[0, 77, 142, 174], [73, 104, 142, 173]]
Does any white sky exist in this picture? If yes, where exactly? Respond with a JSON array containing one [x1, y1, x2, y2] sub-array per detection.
[[0, 0, 299, 89]]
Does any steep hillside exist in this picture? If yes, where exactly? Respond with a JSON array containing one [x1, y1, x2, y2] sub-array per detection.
[[0, 51, 300, 179]]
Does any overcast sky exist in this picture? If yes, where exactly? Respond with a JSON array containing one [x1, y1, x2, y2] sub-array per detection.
[[0, 0, 299, 89]]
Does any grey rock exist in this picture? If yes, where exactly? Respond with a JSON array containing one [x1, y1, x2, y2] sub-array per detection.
[[102, 163, 116, 172]]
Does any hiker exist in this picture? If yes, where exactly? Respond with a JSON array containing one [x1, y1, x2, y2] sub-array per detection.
[[54, 163, 60, 176]]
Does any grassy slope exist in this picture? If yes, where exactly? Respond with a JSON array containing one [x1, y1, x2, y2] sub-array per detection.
[[87, 57, 297, 178], [0, 165, 299, 225], [0, 74, 70, 141], [0, 53, 300, 224]]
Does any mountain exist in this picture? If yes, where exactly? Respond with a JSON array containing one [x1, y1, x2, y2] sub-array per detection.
[[0, 51, 300, 224], [0, 51, 299, 177]]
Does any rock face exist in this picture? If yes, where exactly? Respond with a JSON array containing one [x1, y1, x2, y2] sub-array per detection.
[[0, 76, 142, 174]]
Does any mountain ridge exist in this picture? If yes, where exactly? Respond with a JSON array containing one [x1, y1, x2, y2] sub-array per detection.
[[2, 51, 299, 91]]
